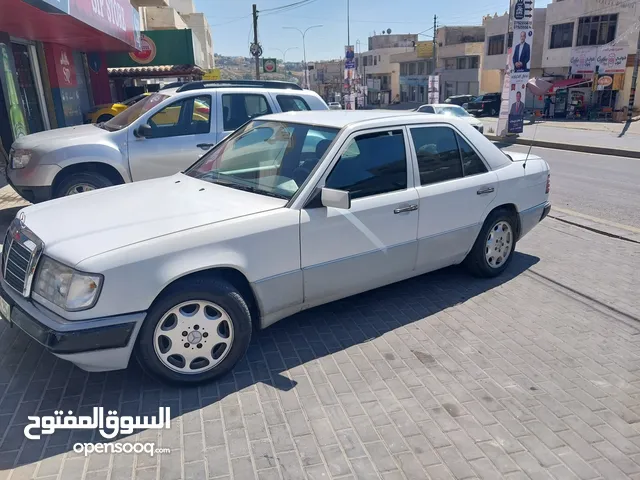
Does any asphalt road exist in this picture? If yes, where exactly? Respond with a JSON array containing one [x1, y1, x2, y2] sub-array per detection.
[[502, 144, 640, 229]]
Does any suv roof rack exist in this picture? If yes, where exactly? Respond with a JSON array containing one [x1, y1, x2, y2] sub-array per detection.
[[161, 81, 188, 90], [176, 80, 303, 92]]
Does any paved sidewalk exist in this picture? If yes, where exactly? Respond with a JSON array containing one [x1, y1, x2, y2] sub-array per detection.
[[0, 217, 637, 479]]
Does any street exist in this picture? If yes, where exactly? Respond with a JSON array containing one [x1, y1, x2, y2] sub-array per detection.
[[0, 144, 638, 479], [503, 145, 640, 229]]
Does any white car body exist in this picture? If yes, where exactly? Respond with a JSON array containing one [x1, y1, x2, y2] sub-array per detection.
[[416, 103, 485, 133], [0, 111, 550, 377]]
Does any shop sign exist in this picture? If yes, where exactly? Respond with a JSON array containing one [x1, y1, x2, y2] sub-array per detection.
[[50, 44, 77, 88], [597, 75, 613, 88], [203, 69, 221, 81], [129, 35, 156, 65], [400, 75, 428, 86], [263, 58, 277, 73], [570, 45, 628, 74], [70, 0, 140, 48], [416, 41, 434, 58]]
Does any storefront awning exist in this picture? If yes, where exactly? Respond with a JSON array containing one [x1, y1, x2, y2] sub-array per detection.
[[548, 78, 592, 93], [0, 0, 140, 52], [108, 65, 205, 78]]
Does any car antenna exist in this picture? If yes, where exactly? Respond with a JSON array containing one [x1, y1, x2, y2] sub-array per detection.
[[523, 112, 540, 170]]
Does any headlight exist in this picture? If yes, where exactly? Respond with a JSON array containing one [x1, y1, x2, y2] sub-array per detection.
[[10, 149, 32, 169], [33, 256, 103, 311]]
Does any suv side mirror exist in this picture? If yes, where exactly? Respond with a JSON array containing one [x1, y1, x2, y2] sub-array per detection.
[[321, 187, 351, 209], [135, 124, 153, 138]]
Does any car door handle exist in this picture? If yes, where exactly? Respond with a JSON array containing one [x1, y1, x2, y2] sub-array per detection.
[[477, 187, 495, 195], [197, 143, 214, 150], [394, 204, 418, 214]]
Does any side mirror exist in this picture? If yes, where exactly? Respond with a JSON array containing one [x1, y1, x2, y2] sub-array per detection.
[[135, 124, 153, 138], [321, 187, 351, 209]]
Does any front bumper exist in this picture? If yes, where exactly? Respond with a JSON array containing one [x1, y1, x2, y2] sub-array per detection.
[[0, 277, 145, 371], [7, 164, 60, 203]]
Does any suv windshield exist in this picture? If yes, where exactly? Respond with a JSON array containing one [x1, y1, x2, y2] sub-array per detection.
[[185, 120, 339, 200], [103, 93, 171, 130], [435, 105, 471, 117]]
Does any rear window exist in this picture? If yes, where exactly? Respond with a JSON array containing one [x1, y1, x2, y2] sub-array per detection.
[[277, 95, 310, 112]]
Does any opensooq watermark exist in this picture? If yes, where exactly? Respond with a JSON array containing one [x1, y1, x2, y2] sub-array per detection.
[[23, 407, 172, 456]]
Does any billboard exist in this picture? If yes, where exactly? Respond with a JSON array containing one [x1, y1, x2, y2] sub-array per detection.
[[416, 41, 434, 58], [570, 44, 629, 75]]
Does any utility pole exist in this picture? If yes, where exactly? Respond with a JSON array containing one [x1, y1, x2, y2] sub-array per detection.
[[433, 15, 437, 101], [627, 26, 640, 121], [347, 0, 350, 46], [252, 4, 260, 80]]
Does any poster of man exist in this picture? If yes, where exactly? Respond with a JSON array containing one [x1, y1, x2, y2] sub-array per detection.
[[512, 30, 531, 72], [507, 83, 527, 133], [509, 91, 525, 115]]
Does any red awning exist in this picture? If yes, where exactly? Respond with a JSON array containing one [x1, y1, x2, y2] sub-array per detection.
[[0, 0, 137, 52], [548, 78, 592, 93]]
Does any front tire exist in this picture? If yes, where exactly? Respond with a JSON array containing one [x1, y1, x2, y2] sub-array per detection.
[[54, 172, 113, 197], [135, 277, 252, 385], [464, 209, 517, 278]]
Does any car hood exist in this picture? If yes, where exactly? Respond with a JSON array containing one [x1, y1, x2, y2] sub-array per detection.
[[18, 174, 286, 267], [11, 124, 111, 150]]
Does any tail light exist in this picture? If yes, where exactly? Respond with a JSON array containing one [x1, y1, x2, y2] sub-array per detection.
[[545, 174, 551, 194]]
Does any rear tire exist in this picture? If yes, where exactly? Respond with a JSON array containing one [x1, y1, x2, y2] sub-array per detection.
[[464, 209, 517, 278], [54, 172, 114, 197], [135, 277, 252, 385]]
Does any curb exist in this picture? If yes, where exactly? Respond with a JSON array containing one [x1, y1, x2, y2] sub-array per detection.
[[547, 207, 640, 244], [485, 134, 640, 159]]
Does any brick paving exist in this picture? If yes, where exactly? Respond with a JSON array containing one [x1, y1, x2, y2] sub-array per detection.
[[0, 202, 638, 479]]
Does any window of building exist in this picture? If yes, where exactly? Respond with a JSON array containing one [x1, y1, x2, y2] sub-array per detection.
[[577, 14, 617, 46], [457, 57, 466, 69], [445, 58, 455, 69], [277, 95, 310, 112], [469, 56, 479, 69], [222, 93, 272, 131], [363, 56, 368, 66], [374, 56, 378, 65], [325, 130, 407, 199], [488, 35, 505, 55], [418, 61, 425, 75], [408, 62, 416, 75], [550, 22, 574, 49], [400, 63, 408, 75]]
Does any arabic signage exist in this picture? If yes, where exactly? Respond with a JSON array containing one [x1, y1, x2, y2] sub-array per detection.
[[203, 68, 221, 81], [49, 44, 78, 88], [129, 34, 157, 65], [345, 45, 355, 69], [416, 41, 434, 58], [69, 0, 140, 48], [570, 45, 629, 75], [400, 75, 429, 86], [107, 30, 197, 68]]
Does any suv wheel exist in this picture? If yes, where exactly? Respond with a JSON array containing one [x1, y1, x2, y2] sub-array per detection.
[[55, 172, 114, 197], [490, 107, 497, 116], [135, 277, 252, 385]]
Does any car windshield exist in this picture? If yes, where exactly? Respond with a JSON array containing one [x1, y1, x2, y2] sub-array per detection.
[[103, 93, 171, 130], [435, 105, 471, 117], [185, 120, 339, 200]]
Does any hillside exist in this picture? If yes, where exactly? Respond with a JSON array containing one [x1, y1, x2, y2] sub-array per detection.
[[214, 54, 305, 84]]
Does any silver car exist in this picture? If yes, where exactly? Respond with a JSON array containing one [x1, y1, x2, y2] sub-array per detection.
[[7, 81, 328, 202]]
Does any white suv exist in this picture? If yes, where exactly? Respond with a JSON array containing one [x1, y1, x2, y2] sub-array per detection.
[[7, 80, 328, 202], [0, 110, 550, 385]]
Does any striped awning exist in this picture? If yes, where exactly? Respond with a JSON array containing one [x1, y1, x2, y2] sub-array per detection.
[[107, 65, 204, 78]]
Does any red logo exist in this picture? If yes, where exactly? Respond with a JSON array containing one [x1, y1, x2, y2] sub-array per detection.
[[130, 35, 157, 65]]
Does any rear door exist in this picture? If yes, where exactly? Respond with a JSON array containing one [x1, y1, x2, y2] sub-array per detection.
[[215, 92, 275, 143], [128, 94, 215, 181], [408, 124, 498, 273]]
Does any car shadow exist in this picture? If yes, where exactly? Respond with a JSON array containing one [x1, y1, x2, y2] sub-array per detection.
[[0, 252, 539, 470]]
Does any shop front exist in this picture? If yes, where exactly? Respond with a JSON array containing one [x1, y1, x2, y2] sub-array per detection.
[[0, 0, 140, 152], [106, 29, 205, 101]]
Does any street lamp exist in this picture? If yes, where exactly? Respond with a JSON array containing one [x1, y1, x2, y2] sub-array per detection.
[[283, 25, 323, 89], [272, 47, 298, 65]]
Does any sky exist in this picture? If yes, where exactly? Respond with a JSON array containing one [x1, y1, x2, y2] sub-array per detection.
[[195, 0, 553, 62]]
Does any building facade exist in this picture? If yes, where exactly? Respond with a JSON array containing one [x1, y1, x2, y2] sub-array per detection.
[[309, 60, 344, 102], [390, 50, 436, 104], [437, 26, 485, 101]]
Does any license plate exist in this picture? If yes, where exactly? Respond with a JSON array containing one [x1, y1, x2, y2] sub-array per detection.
[[0, 297, 10, 324]]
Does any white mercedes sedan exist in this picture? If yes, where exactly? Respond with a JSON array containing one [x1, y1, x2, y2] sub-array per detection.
[[0, 110, 550, 384]]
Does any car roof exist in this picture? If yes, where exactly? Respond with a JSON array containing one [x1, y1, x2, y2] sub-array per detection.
[[259, 110, 456, 129]]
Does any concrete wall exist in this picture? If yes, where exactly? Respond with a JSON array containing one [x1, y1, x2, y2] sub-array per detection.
[[182, 12, 214, 68], [368, 34, 417, 50], [168, 0, 194, 14], [144, 7, 188, 30]]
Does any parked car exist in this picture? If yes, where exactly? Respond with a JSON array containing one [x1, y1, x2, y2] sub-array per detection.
[[84, 93, 151, 124], [465, 93, 502, 117], [7, 80, 328, 202], [444, 94, 475, 107], [328, 102, 342, 110], [0, 110, 551, 384], [415, 104, 485, 133]]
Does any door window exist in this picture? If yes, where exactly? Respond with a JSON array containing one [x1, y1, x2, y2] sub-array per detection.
[[411, 126, 463, 185], [458, 134, 488, 176], [146, 95, 211, 138], [417, 105, 434, 113], [222, 93, 272, 131], [325, 130, 407, 199], [277, 95, 310, 112]]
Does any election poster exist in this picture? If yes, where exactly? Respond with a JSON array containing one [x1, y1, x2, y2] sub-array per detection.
[[507, 0, 535, 134]]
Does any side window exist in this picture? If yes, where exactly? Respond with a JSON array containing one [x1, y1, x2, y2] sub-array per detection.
[[222, 94, 272, 131], [418, 106, 434, 113], [277, 95, 310, 112], [325, 130, 407, 200], [457, 133, 488, 176], [410, 126, 462, 185], [146, 95, 211, 138]]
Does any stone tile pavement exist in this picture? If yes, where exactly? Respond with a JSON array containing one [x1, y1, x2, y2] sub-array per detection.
[[0, 201, 638, 479]]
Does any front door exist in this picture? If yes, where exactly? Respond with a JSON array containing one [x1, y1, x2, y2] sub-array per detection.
[[300, 128, 420, 305], [128, 94, 215, 181], [215, 92, 274, 144], [407, 124, 498, 273]]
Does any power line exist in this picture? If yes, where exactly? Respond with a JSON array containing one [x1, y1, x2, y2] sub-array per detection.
[[259, 0, 316, 14]]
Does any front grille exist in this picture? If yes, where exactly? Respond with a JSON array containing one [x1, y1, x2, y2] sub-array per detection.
[[2, 219, 43, 297]]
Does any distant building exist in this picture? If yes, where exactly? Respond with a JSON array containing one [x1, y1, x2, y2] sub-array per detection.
[[437, 26, 485, 101]]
